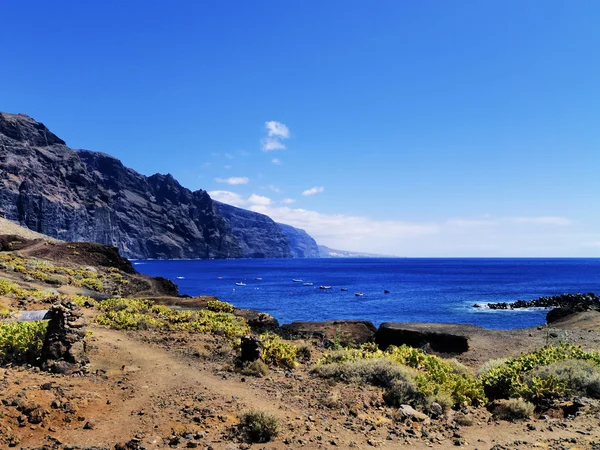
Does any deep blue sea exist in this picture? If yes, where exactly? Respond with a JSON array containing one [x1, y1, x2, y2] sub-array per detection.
[[133, 258, 600, 330]]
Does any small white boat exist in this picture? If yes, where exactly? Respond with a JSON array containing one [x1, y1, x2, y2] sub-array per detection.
[[355, 292, 363, 297], [292, 279, 303, 282], [303, 282, 314, 286], [320, 285, 332, 290], [176, 276, 185, 280], [235, 282, 246, 286], [255, 277, 263, 281], [340, 288, 348, 291]]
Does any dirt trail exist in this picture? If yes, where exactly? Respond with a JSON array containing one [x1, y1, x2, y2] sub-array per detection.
[[58, 327, 600, 450], [55, 325, 303, 448]]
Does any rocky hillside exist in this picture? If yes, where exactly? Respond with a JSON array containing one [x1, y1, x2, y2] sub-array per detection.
[[278, 223, 320, 257], [0, 217, 57, 241], [213, 202, 292, 258], [0, 112, 316, 259]]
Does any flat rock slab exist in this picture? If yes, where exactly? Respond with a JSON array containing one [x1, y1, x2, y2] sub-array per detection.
[[375, 322, 486, 354], [281, 320, 377, 345]]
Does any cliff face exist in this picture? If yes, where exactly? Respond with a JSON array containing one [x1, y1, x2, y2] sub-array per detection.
[[0, 113, 236, 258], [277, 223, 320, 258], [213, 202, 292, 258], [0, 112, 320, 259]]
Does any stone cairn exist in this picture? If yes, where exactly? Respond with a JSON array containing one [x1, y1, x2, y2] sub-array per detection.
[[40, 301, 89, 374]]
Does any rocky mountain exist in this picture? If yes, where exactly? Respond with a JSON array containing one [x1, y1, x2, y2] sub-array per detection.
[[0, 112, 317, 259], [278, 223, 320, 258], [213, 202, 292, 258]]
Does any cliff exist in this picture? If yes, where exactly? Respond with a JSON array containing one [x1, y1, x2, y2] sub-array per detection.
[[213, 202, 292, 258], [0, 112, 318, 259], [277, 223, 320, 258]]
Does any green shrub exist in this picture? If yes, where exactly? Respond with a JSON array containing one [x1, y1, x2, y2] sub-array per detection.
[[480, 343, 600, 403], [93, 310, 165, 330], [0, 278, 27, 297], [383, 377, 422, 407], [260, 333, 298, 369], [79, 277, 104, 291], [238, 410, 279, 443], [313, 357, 416, 388], [0, 321, 48, 364], [93, 298, 250, 339], [207, 299, 235, 313], [528, 359, 600, 399], [477, 358, 510, 377], [316, 343, 486, 408], [239, 360, 269, 377], [492, 398, 535, 421]]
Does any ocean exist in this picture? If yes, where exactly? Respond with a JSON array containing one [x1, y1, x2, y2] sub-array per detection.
[[133, 258, 600, 330]]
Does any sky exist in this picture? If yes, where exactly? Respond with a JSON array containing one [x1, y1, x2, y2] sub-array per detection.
[[2, 1, 599, 256]]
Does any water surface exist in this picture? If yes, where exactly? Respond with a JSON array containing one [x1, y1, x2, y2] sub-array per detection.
[[134, 258, 600, 329]]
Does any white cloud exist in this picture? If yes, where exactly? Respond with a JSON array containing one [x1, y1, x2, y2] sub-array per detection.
[[446, 218, 498, 227], [208, 191, 246, 207], [202, 162, 211, 168], [248, 194, 273, 206], [265, 121, 290, 138], [261, 121, 290, 151], [271, 158, 282, 165], [261, 137, 286, 151], [249, 205, 437, 254], [302, 186, 325, 196], [224, 165, 232, 169], [224, 153, 234, 160], [266, 185, 280, 193], [215, 177, 249, 185], [208, 191, 272, 208], [509, 216, 572, 226], [203, 196, 582, 255]]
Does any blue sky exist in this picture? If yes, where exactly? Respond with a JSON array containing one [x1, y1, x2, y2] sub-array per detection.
[[2, 1, 599, 256]]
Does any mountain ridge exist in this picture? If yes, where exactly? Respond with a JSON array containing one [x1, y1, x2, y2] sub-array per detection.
[[0, 112, 318, 259]]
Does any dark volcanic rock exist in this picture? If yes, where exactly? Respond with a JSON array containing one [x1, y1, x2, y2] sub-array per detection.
[[0, 112, 317, 259], [281, 320, 377, 346], [277, 223, 320, 258], [213, 201, 291, 258], [375, 322, 473, 354], [485, 293, 600, 311]]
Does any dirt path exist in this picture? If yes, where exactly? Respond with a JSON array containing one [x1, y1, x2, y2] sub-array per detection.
[[55, 326, 303, 448], [38, 326, 600, 450]]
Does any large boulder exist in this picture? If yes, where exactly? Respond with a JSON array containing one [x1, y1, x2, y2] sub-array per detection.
[[280, 320, 377, 346], [375, 322, 473, 354]]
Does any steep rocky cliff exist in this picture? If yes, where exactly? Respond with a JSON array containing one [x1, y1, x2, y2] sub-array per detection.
[[0, 112, 317, 259], [277, 223, 320, 258], [213, 202, 292, 258]]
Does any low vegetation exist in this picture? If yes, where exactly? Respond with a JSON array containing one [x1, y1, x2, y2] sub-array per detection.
[[0, 320, 48, 364], [93, 298, 250, 339], [492, 398, 535, 421], [259, 332, 298, 368], [315, 343, 486, 409], [237, 410, 280, 443], [0, 252, 129, 293], [207, 299, 235, 313], [480, 343, 600, 404]]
